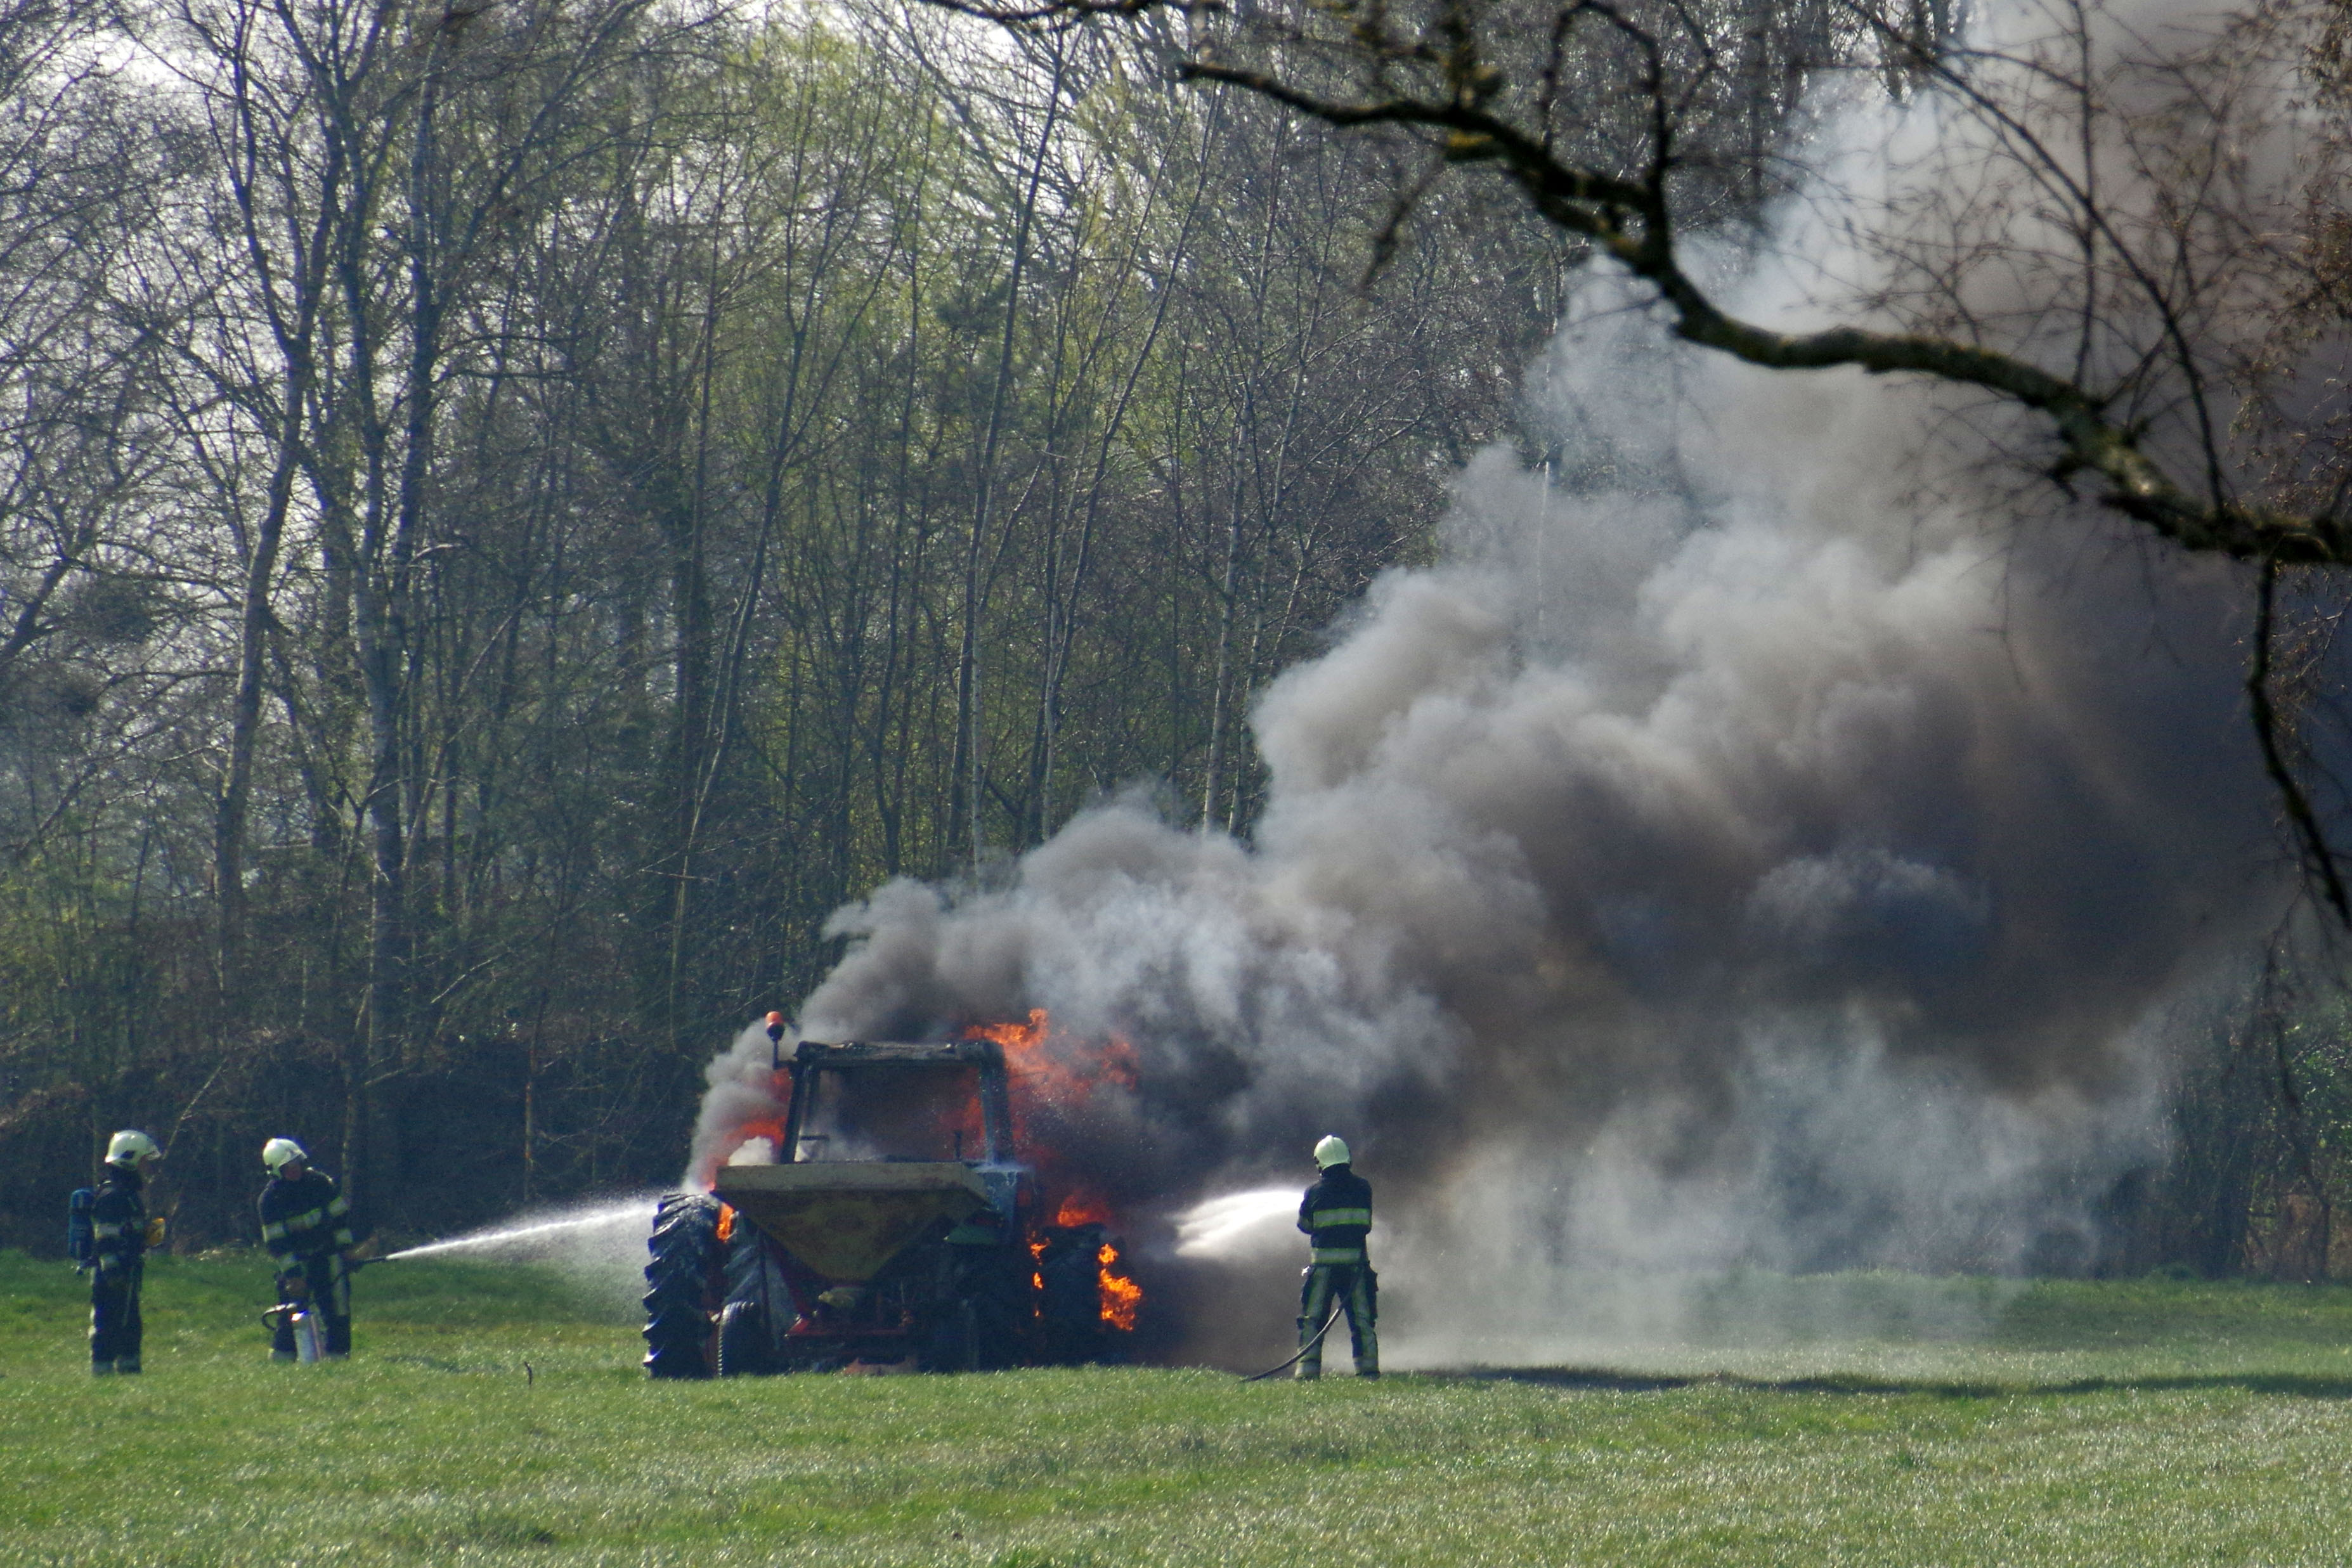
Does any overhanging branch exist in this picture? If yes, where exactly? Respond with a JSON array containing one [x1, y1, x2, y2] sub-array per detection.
[[1178, 59, 2352, 567]]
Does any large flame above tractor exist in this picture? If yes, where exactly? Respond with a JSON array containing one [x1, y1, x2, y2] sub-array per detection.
[[964, 1009, 1138, 1115], [965, 1013, 1147, 1334]]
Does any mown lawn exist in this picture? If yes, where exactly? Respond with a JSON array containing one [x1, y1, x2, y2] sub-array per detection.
[[6, 1250, 2352, 1565]]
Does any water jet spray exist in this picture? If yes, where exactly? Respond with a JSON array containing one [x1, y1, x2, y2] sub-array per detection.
[[381, 1198, 661, 1262]]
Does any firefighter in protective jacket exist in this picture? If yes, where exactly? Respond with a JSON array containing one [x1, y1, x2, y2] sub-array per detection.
[[1295, 1134, 1377, 1380], [258, 1139, 356, 1359], [90, 1131, 162, 1374]]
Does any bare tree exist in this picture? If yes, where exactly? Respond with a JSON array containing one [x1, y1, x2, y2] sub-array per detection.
[[0, 0, 174, 846]]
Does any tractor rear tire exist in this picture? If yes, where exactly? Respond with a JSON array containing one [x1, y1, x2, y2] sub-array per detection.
[[717, 1299, 772, 1377], [642, 1192, 724, 1379]]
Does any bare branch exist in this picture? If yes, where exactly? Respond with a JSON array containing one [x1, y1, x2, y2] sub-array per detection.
[[2251, 555, 2351, 918], [1180, 55, 2352, 567]]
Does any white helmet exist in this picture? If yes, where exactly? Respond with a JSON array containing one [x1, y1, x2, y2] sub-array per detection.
[[106, 1130, 160, 1167], [1313, 1135, 1350, 1169], [261, 1137, 308, 1174]]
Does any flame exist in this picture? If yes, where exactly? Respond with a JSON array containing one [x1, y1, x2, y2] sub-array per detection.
[[1055, 1190, 1114, 1227], [965, 1008, 1049, 1052], [710, 1112, 790, 1180], [1096, 1240, 1141, 1332], [966, 1012, 1146, 1333], [965, 1009, 1138, 1112], [715, 1204, 736, 1243]]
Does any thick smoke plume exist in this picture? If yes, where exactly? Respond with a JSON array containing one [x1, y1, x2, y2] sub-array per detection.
[[691, 0, 2296, 1360]]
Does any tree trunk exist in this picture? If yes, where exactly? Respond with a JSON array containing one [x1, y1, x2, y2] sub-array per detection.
[[949, 40, 1067, 871]]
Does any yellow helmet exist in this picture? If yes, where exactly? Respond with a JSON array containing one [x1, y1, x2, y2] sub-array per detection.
[[261, 1137, 308, 1174], [1313, 1135, 1350, 1169]]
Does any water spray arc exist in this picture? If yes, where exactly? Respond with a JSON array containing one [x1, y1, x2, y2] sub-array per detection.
[[381, 1199, 662, 1262]]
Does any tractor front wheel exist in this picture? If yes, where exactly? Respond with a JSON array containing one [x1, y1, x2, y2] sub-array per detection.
[[642, 1193, 724, 1378]]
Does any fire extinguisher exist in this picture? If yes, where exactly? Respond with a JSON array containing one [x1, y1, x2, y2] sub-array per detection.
[[261, 1303, 325, 1363]]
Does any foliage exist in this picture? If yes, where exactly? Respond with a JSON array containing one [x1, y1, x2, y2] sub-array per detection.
[[6, 0, 2344, 1278], [0, 0, 1573, 1240]]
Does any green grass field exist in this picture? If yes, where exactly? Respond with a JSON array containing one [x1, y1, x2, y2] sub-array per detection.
[[6, 1251, 2352, 1565]]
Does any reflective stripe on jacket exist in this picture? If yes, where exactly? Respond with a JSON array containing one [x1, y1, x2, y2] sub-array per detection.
[[1297, 1165, 1373, 1259], [91, 1165, 147, 1277], [258, 1170, 354, 1270]]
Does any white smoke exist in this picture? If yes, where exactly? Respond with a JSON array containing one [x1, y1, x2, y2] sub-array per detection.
[[687, 1019, 795, 1188], [690, 0, 2304, 1363]]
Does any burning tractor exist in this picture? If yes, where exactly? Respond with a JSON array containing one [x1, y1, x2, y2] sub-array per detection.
[[644, 1027, 1140, 1375]]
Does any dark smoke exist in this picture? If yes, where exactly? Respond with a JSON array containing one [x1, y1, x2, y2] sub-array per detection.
[[691, 0, 2299, 1361]]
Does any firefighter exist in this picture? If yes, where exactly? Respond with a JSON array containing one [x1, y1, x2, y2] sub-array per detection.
[[90, 1130, 162, 1375], [1295, 1134, 1377, 1380], [257, 1138, 358, 1360]]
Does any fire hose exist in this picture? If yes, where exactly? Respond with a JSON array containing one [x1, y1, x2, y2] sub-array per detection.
[[1240, 1301, 1344, 1383]]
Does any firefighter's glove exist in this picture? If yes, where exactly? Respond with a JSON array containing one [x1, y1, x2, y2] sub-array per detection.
[[276, 1274, 310, 1303], [145, 1217, 167, 1248]]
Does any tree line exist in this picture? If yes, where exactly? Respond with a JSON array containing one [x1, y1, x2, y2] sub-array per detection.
[[4, 0, 2344, 1276], [0, 0, 1583, 1244]]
